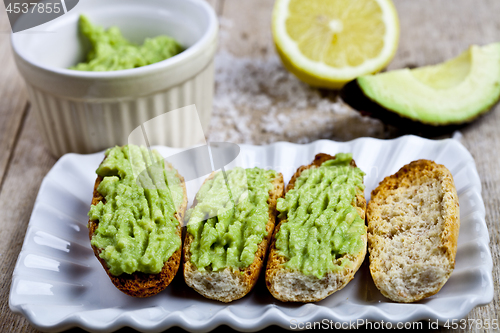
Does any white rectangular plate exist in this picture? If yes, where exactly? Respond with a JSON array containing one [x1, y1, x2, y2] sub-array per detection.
[[9, 135, 493, 332]]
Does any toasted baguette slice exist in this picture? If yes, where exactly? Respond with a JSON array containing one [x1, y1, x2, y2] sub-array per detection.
[[183, 170, 284, 303], [367, 159, 460, 303], [265, 153, 367, 303], [88, 162, 187, 298]]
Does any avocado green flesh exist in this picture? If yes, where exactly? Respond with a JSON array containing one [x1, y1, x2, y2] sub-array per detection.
[[71, 15, 183, 71], [275, 153, 365, 279], [88, 145, 183, 276], [357, 43, 500, 125], [187, 167, 276, 272]]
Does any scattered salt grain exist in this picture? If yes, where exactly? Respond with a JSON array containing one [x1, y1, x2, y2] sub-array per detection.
[[207, 51, 385, 144]]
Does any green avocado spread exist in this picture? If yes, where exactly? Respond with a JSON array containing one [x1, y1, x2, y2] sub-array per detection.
[[71, 15, 183, 71], [88, 145, 183, 276], [275, 153, 366, 279], [186, 167, 276, 272]]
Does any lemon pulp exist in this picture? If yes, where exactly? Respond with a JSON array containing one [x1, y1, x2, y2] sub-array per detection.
[[273, 0, 399, 88]]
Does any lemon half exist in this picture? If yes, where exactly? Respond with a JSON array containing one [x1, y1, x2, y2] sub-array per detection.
[[272, 0, 400, 89]]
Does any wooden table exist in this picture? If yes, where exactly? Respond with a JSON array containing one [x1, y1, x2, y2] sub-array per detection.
[[0, 0, 498, 332]]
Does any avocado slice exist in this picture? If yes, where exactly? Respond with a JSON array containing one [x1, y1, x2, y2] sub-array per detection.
[[341, 43, 500, 129]]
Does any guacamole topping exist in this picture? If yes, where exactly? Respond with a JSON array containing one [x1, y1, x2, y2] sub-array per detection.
[[88, 145, 183, 276], [71, 15, 183, 71], [275, 153, 366, 279], [186, 167, 276, 271]]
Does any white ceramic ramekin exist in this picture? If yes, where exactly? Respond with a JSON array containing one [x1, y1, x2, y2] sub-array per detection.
[[11, 0, 218, 157]]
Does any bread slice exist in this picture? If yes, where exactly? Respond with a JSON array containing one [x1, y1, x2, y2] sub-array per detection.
[[367, 159, 460, 303], [183, 169, 284, 302], [265, 153, 367, 302], [88, 161, 187, 298]]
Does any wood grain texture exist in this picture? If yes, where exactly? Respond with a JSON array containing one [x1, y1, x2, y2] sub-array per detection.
[[0, 0, 499, 332], [0, 6, 29, 192], [218, 0, 274, 58], [459, 108, 500, 333], [0, 109, 57, 332], [388, 0, 500, 71]]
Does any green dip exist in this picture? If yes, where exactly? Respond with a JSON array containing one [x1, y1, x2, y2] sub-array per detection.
[[71, 15, 183, 71], [186, 167, 276, 272], [275, 153, 366, 279], [88, 145, 183, 276]]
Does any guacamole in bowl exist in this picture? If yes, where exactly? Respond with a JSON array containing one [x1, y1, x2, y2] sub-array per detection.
[[71, 15, 184, 71]]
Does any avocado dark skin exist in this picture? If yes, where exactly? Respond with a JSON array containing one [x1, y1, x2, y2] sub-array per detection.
[[340, 79, 469, 138]]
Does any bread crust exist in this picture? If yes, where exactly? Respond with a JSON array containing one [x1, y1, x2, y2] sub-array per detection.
[[367, 159, 460, 303], [183, 170, 284, 303], [265, 153, 367, 303], [88, 163, 187, 298]]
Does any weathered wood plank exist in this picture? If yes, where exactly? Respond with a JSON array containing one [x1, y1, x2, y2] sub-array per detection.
[[0, 5, 30, 191], [0, 109, 57, 333], [218, 0, 274, 58], [389, 0, 500, 71], [459, 108, 500, 333]]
